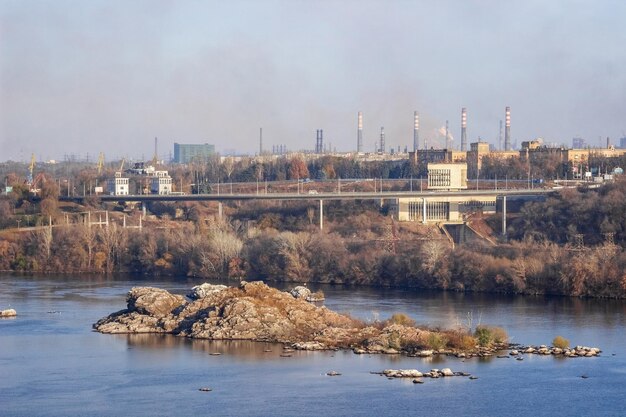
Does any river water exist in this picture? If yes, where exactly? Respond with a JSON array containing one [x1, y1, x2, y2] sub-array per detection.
[[1, 274, 625, 417]]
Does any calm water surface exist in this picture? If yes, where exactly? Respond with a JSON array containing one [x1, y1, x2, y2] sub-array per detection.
[[1, 274, 625, 417]]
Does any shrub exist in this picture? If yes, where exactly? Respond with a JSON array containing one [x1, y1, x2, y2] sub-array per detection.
[[388, 313, 416, 327], [445, 330, 477, 351], [553, 335, 570, 349], [424, 332, 448, 351], [474, 326, 492, 347], [474, 325, 509, 347], [490, 326, 509, 344]]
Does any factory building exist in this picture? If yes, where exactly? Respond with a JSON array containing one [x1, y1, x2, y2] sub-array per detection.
[[427, 163, 467, 190], [108, 172, 129, 196], [173, 143, 215, 164], [150, 171, 172, 195], [391, 162, 497, 223]]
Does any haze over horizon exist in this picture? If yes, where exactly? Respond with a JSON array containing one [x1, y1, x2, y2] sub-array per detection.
[[1, 0, 625, 162]]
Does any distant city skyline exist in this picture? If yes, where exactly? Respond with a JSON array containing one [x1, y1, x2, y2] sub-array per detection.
[[1, 0, 625, 162]]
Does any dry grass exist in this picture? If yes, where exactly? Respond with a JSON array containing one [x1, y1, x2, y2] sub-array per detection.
[[445, 330, 477, 351]]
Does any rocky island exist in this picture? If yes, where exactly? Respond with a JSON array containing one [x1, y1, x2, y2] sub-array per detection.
[[94, 281, 600, 358]]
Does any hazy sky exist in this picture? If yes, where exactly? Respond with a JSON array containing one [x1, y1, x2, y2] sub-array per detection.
[[1, 0, 625, 162]]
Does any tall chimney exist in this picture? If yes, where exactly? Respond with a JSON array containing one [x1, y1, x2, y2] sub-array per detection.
[[380, 127, 385, 153], [504, 107, 511, 151], [413, 111, 419, 152], [357, 112, 363, 153], [259, 127, 263, 155], [445, 120, 450, 150], [499, 120, 503, 150], [315, 130, 320, 153], [320, 129, 324, 154], [460, 108, 467, 151]]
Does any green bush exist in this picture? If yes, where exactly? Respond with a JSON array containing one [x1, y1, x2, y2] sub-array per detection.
[[474, 325, 509, 347], [474, 326, 492, 347], [553, 335, 570, 349]]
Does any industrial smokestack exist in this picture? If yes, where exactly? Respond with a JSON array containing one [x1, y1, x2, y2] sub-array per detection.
[[460, 108, 467, 151], [320, 129, 324, 154], [315, 130, 321, 153], [380, 127, 385, 153], [504, 107, 511, 151], [445, 120, 450, 150], [499, 120, 503, 150], [357, 112, 363, 153], [413, 111, 419, 152], [260, 128, 263, 155]]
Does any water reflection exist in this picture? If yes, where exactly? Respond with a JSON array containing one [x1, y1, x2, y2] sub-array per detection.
[[120, 333, 300, 362]]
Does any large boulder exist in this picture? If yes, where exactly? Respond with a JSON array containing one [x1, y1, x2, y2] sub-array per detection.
[[126, 287, 186, 318], [289, 286, 312, 300], [187, 283, 228, 300]]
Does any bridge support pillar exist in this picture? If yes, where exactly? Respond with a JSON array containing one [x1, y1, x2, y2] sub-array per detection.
[[319, 199, 324, 231], [502, 196, 507, 237], [218, 202, 223, 219], [422, 197, 427, 224]]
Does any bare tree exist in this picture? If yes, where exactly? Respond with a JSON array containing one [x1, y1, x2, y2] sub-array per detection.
[[420, 239, 447, 274], [80, 221, 97, 269], [99, 223, 126, 273], [222, 157, 235, 181], [277, 231, 312, 281], [209, 229, 243, 273], [307, 206, 315, 225]]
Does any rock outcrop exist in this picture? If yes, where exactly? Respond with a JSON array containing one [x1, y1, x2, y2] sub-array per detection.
[[94, 282, 601, 358], [95, 281, 367, 348]]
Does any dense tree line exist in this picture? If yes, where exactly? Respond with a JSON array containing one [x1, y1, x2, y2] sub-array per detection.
[[3, 164, 626, 299], [2, 182, 626, 299], [508, 178, 626, 245]]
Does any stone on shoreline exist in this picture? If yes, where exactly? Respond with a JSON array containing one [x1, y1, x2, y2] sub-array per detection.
[[188, 283, 228, 300], [290, 286, 311, 299], [289, 286, 325, 302], [381, 368, 467, 380], [0, 308, 17, 317], [293, 341, 328, 351]]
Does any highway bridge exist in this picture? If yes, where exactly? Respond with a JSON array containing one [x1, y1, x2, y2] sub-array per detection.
[[60, 188, 555, 203], [60, 188, 556, 233]]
